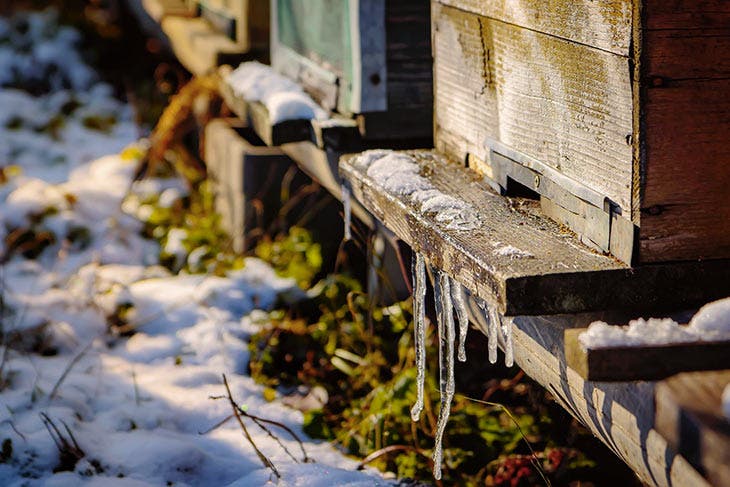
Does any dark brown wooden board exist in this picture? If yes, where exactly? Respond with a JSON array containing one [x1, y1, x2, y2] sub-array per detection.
[[311, 118, 363, 152], [204, 118, 291, 253], [340, 149, 730, 316], [655, 371, 730, 487], [564, 328, 730, 381], [639, 0, 730, 262]]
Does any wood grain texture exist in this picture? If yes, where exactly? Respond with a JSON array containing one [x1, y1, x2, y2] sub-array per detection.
[[643, 0, 730, 30], [280, 141, 373, 227], [638, 0, 730, 262], [655, 371, 730, 487], [436, 0, 633, 55], [433, 4, 634, 212], [340, 150, 730, 315], [204, 118, 289, 252], [497, 313, 711, 487], [564, 328, 730, 381], [385, 0, 433, 110]]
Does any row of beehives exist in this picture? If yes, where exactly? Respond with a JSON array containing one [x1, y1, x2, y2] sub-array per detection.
[[138, 0, 729, 268], [132, 2, 730, 485]]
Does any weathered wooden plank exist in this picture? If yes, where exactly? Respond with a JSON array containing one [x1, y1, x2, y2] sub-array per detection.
[[655, 371, 730, 487], [385, 0, 432, 111], [217, 76, 314, 147], [637, 1, 730, 262], [197, 0, 269, 51], [489, 312, 711, 487], [280, 141, 373, 227], [639, 78, 730, 262], [161, 16, 260, 76], [564, 328, 730, 381], [436, 0, 633, 56], [246, 101, 313, 147], [141, 0, 193, 21], [432, 4, 634, 213], [644, 0, 730, 31], [340, 150, 730, 316], [204, 118, 291, 252]]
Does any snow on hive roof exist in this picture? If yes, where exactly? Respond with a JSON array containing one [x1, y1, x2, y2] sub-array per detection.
[[226, 61, 328, 124]]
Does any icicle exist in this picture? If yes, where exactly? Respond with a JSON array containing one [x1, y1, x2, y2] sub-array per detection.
[[432, 270, 455, 481], [410, 253, 427, 422], [450, 278, 469, 362], [341, 184, 351, 241], [502, 317, 514, 367], [476, 298, 501, 365], [487, 305, 500, 365]]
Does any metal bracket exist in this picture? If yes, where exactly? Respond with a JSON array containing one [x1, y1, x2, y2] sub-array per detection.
[[484, 139, 635, 262]]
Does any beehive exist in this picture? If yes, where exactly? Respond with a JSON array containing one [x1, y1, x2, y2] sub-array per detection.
[[431, 0, 730, 265], [162, 0, 269, 75], [204, 119, 290, 252], [271, 0, 433, 141], [195, 0, 269, 52]]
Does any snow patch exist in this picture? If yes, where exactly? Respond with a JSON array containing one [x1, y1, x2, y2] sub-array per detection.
[[226, 62, 327, 123], [580, 298, 730, 349], [354, 150, 481, 231], [0, 14, 388, 485]]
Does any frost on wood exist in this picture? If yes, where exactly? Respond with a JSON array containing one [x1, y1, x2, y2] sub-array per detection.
[[579, 297, 730, 349], [494, 244, 534, 259], [410, 253, 427, 422], [450, 278, 469, 362], [723, 384, 730, 421], [352, 150, 480, 230], [341, 184, 352, 242], [226, 62, 327, 123], [432, 269, 456, 481]]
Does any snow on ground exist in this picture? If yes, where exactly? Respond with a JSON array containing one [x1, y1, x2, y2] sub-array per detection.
[[0, 11, 387, 486]]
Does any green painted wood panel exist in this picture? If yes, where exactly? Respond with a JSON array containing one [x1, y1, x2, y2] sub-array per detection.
[[277, 0, 352, 79]]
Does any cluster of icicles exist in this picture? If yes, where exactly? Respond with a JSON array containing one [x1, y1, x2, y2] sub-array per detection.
[[341, 188, 515, 479], [411, 253, 514, 479]]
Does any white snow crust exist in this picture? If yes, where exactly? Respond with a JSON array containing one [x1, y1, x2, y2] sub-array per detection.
[[353, 151, 481, 231], [0, 12, 387, 487], [226, 62, 327, 123], [580, 297, 730, 349]]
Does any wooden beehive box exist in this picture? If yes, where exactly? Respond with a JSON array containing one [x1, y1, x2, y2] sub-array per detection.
[[162, 0, 269, 75], [271, 0, 433, 142], [195, 0, 269, 52], [432, 0, 730, 265], [204, 118, 291, 253]]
